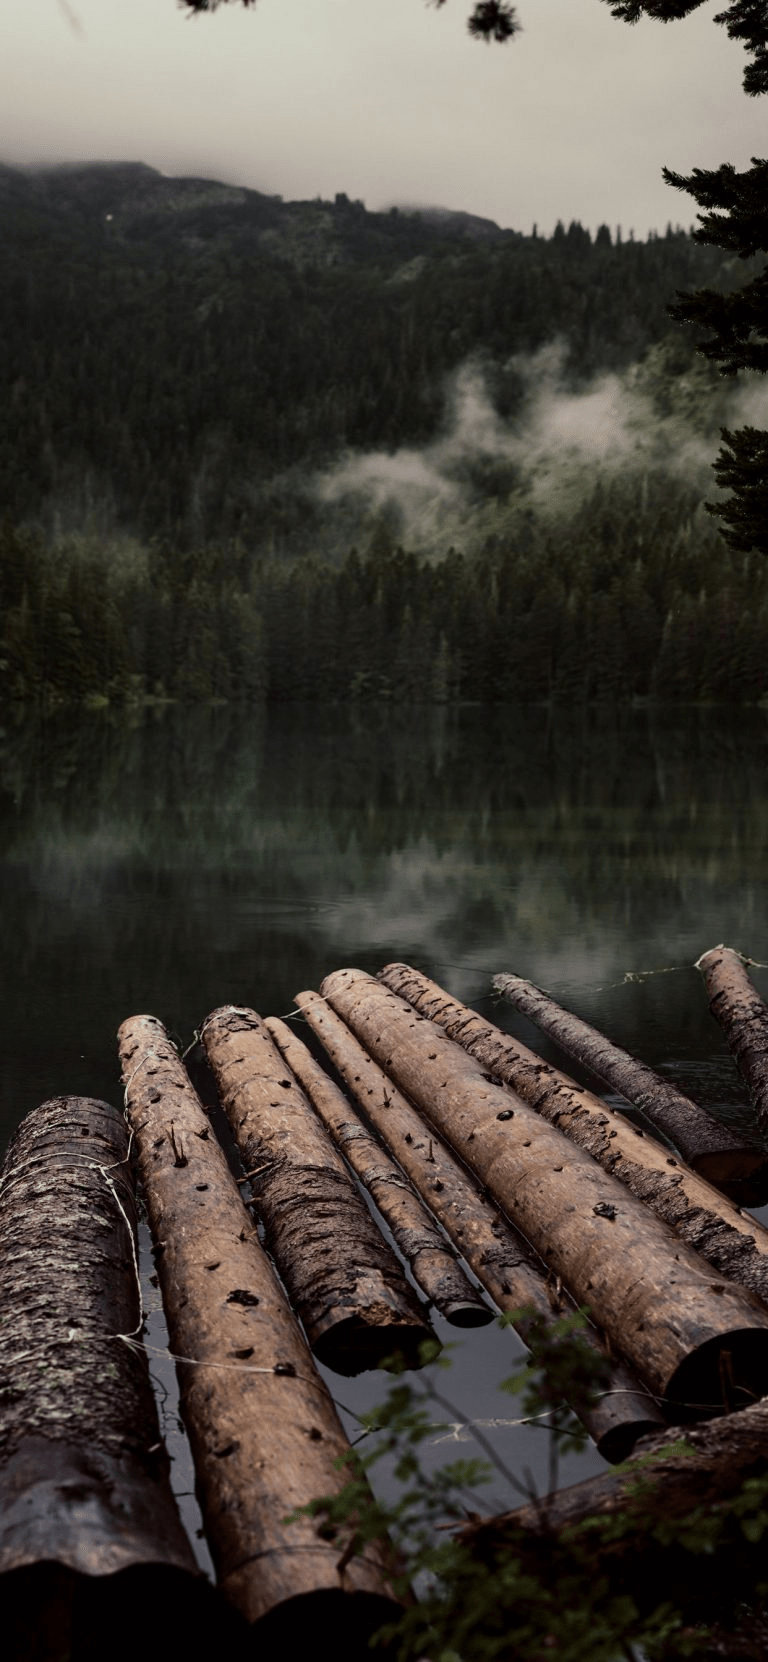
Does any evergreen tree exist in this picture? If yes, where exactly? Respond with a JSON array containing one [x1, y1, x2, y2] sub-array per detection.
[[605, 8, 768, 555]]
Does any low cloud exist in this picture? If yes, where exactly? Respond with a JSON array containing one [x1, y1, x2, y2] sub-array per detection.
[[316, 345, 768, 554]]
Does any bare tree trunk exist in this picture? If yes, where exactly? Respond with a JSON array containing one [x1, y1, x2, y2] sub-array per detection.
[[294, 989, 665, 1463], [0, 1096, 219, 1657], [119, 1013, 402, 1644], [378, 963, 768, 1312], [200, 1004, 432, 1374], [697, 946, 768, 1135], [491, 969, 767, 1202], [266, 1014, 491, 1329], [320, 969, 768, 1417]]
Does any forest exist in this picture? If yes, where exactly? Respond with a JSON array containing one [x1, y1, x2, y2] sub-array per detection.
[[0, 160, 762, 705]]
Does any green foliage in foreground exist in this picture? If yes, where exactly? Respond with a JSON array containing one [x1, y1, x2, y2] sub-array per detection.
[[293, 1317, 768, 1661]]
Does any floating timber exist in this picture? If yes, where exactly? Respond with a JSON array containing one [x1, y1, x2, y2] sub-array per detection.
[[697, 944, 768, 1136], [491, 968, 768, 1202], [457, 1395, 768, 1643], [200, 1004, 432, 1373], [378, 962, 768, 1313], [266, 1013, 492, 1329], [0, 1096, 225, 1658], [321, 968, 768, 1416], [119, 1013, 402, 1647], [295, 989, 665, 1463]]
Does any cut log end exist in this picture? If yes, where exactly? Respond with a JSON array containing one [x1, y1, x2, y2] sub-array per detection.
[[312, 1314, 432, 1377], [692, 1146, 768, 1208], [250, 1587, 402, 1659], [665, 1328, 768, 1419], [442, 1299, 495, 1329], [0, 1563, 240, 1662], [594, 1411, 670, 1467]]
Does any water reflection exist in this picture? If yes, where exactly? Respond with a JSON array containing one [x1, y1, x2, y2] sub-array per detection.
[[2, 702, 768, 1144], [3, 701, 768, 1562]]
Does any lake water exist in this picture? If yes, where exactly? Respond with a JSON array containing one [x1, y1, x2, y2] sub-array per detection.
[[3, 701, 768, 1571]]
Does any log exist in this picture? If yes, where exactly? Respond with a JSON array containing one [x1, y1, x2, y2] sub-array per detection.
[[200, 1004, 432, 1374], [378, 963, 768, 1316], [457, 1398, 768, 1640], [294, 990, 666, 1462], [265, 1014, 492, 1329], [320, 969, 768, 1417], [0, 1096, 225, 1656], [491, 968, 768, 1202], [118, 1013, 402, 1644], [697, 944, 768, 1135]]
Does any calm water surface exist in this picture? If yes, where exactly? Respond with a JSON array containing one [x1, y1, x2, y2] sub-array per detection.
[[3, 702, 768, 1566]]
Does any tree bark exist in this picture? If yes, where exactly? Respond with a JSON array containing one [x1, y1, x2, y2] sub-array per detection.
[[378, 963, 768, 1314], [491, 968, 768, 1202], [118, 1012, 402, 1643], [697, 945, 768, 1135], [320, 969, 768, 1417], [0, 1096, 222, 1657], [200, 1004, 432, 1375], [294, 990, 665, 1463], [265, 1014, 491, 1329]]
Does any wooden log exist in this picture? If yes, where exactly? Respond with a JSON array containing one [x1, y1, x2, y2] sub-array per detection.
[[378, 962, 768, 1315], [118, 1013, 402, 1644], [265, 1014, 492, 1329], [294, 990, 666, 1463], [200, 1004, 432, 1375], [320, 969, 768, 1417], [491, 968, 768, 1202], [456, 1398, 768, 1638], [697, 944, 768, 1135], [0, 1096, 226, 1656]]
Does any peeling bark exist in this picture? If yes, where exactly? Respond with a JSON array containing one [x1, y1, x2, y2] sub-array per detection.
[[378, 963, 768, 1313], [119, 1013, 401, 1639], [266, 1014, 491, 1329], [295, 990, 665, 1463], [491, 970, 768, 1203], [698, 945, 768, 1135], [321, 969, 768, 1417], [200, 1005, 432, 1374], [0, 1096, 221, 1656]]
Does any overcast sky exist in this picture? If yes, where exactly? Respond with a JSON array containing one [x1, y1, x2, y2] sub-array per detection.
[[1, 0, 764, 236]]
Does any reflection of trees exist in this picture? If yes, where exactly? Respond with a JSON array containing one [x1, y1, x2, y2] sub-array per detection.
[[1, 704, 766, 1144]]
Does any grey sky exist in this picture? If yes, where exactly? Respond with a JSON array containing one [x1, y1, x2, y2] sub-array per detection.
[[1, 0, 765, 235]]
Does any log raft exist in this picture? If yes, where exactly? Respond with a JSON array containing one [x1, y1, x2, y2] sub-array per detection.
[[119, 1012, 402, 1645], [265, 1013, 492, 1329], [320, 968, 768, 1417], [377, 963, 768, 1314], [294, 989, 665, 1463], [0, 1096, 223, 1654], [697, 944, 768, 1135], [200, 1004, 433, 1373], [491, 968, 768, 1202]]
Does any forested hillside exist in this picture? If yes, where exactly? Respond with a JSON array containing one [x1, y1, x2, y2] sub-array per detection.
[[0, 161, 762, 704]]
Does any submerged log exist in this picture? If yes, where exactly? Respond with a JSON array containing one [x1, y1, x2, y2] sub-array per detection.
[[295, 990, 666, 1462], [697, 944, 768, 1135], [265, 1014, 491, 1329], [0, 1096, 224, 1657], [378, 963, 768, 1314], [491, 968, 768, 1202], [119, 1013, 402, 1644], [321, 969, 768, 1417], [200, 1004, 431, 1374]]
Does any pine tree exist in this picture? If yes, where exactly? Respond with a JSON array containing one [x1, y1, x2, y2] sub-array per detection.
[[605, 5, 768, 557]]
